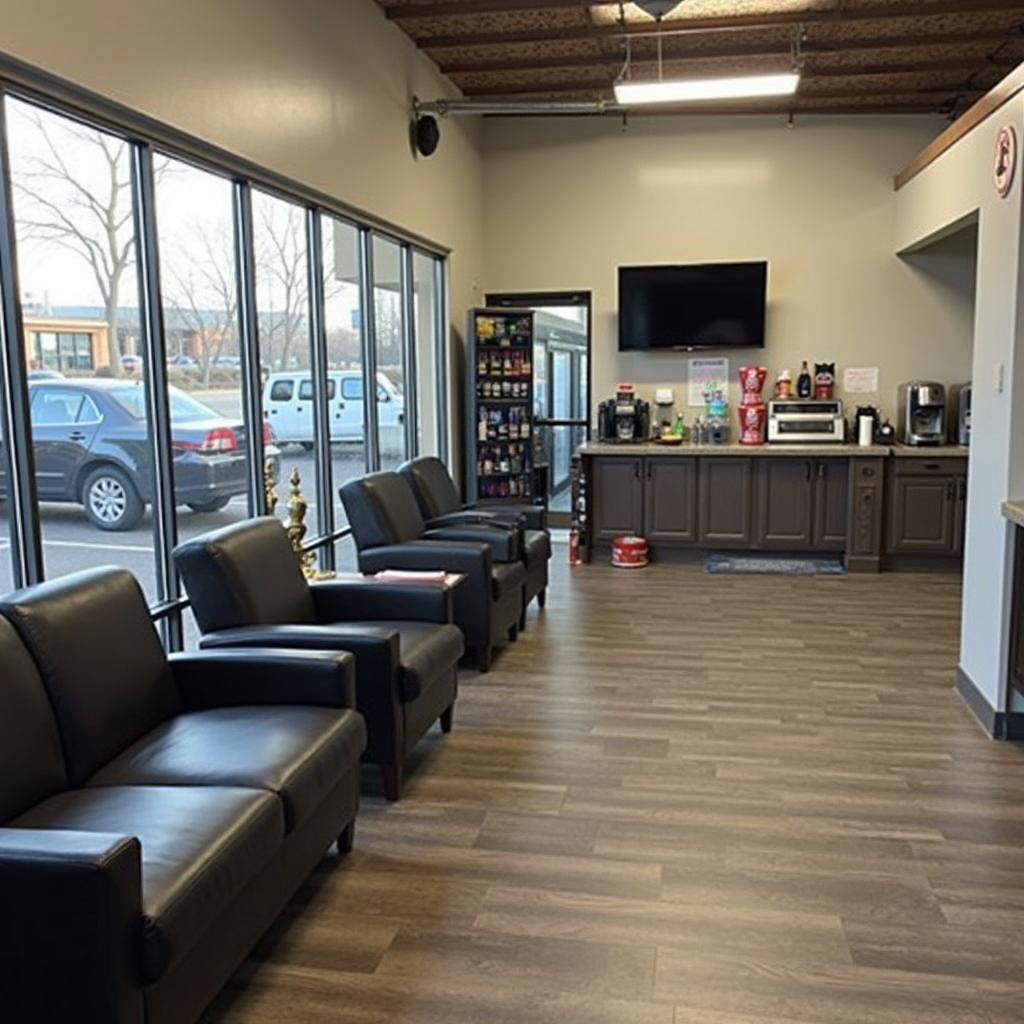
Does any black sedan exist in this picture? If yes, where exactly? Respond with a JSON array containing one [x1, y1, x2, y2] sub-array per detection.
[[0, 379, 279, 531]]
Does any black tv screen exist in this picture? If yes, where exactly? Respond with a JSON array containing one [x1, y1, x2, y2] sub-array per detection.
[[618, 262, 767, 351]]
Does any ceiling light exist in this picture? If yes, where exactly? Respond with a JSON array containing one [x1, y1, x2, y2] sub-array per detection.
[[614, 72, 800, 106]]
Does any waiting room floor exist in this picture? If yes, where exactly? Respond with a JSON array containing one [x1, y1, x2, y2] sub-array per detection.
[[203, 556, 1024, 1024]]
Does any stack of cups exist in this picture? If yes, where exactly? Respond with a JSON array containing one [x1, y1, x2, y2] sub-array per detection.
[[738, 365, 767, 445]]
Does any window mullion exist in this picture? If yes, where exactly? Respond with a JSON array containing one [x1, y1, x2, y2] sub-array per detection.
[[0, 91, 43, 587]]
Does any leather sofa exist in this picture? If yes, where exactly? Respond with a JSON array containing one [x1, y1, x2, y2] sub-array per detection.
[[340, 471, 526, 672], [399, 455, 551, 624], [0, 567, 365, 1024], [174, 517, 463, 801]]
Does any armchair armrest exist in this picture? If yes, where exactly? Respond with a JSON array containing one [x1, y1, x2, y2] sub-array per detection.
[[426, 510, 524, 531], [310, 579, 453, 624], [466, 502, 546, 531], [170, 648, 357, 710], [0, 828, 143, 1023], [424, 524, 520, 562]]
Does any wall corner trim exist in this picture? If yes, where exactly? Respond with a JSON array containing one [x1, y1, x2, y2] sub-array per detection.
[[955, 665, 1024, 741]]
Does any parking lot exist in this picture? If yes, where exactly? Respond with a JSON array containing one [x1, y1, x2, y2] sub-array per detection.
[[0, 388, 388, 609]]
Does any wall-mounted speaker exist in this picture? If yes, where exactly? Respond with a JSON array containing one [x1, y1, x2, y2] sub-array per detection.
[[414, 115, 440, 158]]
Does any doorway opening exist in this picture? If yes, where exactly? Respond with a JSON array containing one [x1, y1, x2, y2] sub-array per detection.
[[486, 291, 591, 526]]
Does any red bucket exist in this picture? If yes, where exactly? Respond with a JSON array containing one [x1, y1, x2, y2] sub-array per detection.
[[611, 535, 648, 568]]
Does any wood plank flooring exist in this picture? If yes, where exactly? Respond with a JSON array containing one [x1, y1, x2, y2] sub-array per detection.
[[201, 555, 1024, 1024]]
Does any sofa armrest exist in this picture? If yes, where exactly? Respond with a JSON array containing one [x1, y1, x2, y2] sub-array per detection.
[[0, 828, 143, 1023], [169, 648, 357, 710], [427, 510, 525, 530], [424, 524, 520, 562], [310, 579, 453, 624]]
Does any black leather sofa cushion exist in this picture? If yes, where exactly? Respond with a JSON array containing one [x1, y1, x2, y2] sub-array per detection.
[[346, 471, 428, 549], [13, 784, 282, 983], [400, 455, 463, 519], [174, 518, 317, 632], [354, 621, 464, 701], [523, 529, 552, 569], [491, 560, 527, 600], [0, 568, 182, 787], [88, 706, 365, 832], [0, 619, 67, 822]]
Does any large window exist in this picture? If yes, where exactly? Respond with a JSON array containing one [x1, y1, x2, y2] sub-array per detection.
[[0, 78, 448, 644], [413, 250, 445, 457], [5, 98, 160, 598], [372, 235, 407, 472], [322, 218, 367, 530]]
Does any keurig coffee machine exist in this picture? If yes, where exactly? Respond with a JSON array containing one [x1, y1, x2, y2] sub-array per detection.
[[598, 383, 650, 443], [951, 382, 971, 446], [897, 382, 946, 446]]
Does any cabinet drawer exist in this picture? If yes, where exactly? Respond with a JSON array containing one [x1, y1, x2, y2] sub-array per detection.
[[892, 457, 967, 477]]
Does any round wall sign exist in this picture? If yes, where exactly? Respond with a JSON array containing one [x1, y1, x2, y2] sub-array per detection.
[[994, 125, 1017, 198]]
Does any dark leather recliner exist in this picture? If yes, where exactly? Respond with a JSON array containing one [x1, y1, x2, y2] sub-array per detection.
[[399, 456, 551, 623], [173, 517, 463, 801], [0, 567, 365, 1024], [340, 471, 526, 672]]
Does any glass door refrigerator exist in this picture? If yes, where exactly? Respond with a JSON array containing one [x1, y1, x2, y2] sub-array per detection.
[[466, 307, 535, 504]]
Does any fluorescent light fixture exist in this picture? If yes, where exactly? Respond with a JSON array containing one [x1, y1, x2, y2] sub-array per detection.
[[614, 72, 800, 106]]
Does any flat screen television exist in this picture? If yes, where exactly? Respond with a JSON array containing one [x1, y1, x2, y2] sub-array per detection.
[[618, 262, 767, 351]]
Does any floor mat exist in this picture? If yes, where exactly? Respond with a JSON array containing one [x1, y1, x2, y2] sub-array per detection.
[[705, 553, 846, 575]]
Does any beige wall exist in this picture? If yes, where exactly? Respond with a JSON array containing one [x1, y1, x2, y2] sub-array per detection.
[[0, 0, 485, 455], [482, 114, 973, 424], [895, 95, 1024, 713]]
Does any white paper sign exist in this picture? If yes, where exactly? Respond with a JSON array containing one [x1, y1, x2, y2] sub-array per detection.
[[843, 367, 879, 394], [688, 357, 729, 406]]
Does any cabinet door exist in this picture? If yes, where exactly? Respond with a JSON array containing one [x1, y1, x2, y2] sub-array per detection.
[[699, 458, 754, 548], [886, 475, 956, 554], [644, 457, 697, 543], [813, 459, 849, 550], [592, 457, 644, 540], [755, 458, 813, 549], [952, 476, 967, 557]]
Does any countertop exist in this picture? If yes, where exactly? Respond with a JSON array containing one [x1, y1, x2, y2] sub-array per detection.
[[578, 441, 891, 458], [577, 441, 970, 459], [1002, 501, 1024, 529], [890, 444, 970, 458]]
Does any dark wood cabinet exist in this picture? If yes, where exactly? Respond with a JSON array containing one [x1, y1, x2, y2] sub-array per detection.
[[699, 458, 754, 547], [1010, 527, 1024, 698], [756, 458, 813, 548], [813, 458, 849, 550], [886, 458, 966, 556], [592, 456, 644, 540], [644, 457, 697, 543]]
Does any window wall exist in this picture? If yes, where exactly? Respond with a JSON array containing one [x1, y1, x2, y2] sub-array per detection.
[[0, 83, 449, 646]]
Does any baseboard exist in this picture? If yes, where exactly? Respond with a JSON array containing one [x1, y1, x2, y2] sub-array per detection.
[[955, 665, 1024, 740]]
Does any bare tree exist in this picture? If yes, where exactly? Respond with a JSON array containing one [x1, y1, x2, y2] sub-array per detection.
[[254, 200, 308, 372], [163, 221, 238, 388], [10, 105, 134, 375]]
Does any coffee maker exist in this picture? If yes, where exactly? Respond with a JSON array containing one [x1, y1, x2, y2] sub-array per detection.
[[598, 383, 650, 443], [897, 382, 946, 446]]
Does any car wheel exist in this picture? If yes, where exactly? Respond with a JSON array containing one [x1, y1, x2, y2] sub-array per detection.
[[300, 442, 314, 452], [82, 466, 144, 532], [186, 497, 231, 514]]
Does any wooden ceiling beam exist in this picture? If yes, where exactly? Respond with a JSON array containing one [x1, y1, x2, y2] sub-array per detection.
[[414, 1, 1024, 50], [460, 73, 988, 98], [453, 57, 1015, 90], [440, 33, 1021, 76]]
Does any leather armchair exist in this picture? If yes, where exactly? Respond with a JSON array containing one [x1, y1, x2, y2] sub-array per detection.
[[174, 517, 463, 800], [0, 567, 365, 1024], [340, 471, 526, 672], [400, 455, 551, 623]]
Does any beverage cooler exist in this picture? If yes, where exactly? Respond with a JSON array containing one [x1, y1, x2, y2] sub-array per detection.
[[466, 307, 535, 503]]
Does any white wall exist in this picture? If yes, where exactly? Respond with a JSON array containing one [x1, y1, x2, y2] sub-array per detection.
[[482, 115, 973, 423], [0, 0, 485, 457], [895, 95, 1024, 712]]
